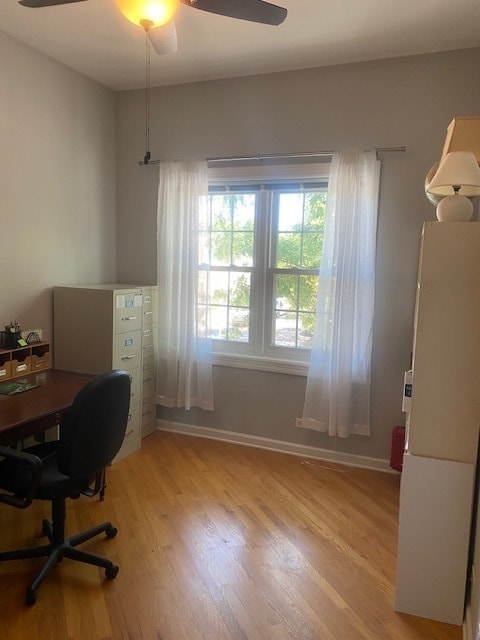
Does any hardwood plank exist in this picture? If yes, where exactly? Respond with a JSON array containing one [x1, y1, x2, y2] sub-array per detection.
[[0, 431, 462, 640]]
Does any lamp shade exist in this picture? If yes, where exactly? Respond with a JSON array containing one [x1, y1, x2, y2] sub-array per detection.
[[427, 151, 480, 197], [115, 0, 180, 28]]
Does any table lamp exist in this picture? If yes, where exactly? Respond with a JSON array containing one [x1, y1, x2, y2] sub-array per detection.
[[426, 151, 480, 221]]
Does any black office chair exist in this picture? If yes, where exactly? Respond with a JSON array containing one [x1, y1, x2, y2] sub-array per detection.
[[0, 369, 131, 605]]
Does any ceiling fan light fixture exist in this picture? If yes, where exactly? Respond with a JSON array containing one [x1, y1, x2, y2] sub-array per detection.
[[115, 0, 180, 29]]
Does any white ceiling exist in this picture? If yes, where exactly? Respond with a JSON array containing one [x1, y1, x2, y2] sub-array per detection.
[[1, 0, 480, 91]]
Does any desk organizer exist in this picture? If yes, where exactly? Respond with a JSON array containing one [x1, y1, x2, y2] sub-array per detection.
[[0, 342, 50, 381]]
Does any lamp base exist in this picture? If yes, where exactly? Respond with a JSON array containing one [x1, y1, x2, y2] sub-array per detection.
[[435, 194, 473, 222]]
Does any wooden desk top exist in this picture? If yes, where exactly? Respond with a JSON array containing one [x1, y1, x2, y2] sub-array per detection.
[[0, 369, 94, 444]]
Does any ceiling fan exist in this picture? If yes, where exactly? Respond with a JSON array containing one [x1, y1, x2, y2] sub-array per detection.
[[18, 0, 288, 55]]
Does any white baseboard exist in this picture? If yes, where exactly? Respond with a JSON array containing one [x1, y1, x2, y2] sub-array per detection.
[[157, 419, 396, 474]]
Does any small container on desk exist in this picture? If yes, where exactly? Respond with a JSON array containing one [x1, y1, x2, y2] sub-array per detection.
[[0, 331, 22, 350]]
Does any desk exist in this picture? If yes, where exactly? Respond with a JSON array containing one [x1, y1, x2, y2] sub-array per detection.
[[0, 369, 93, 445]]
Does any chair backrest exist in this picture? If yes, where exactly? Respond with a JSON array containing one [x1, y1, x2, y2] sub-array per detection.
[[57, 370, 131, 480]]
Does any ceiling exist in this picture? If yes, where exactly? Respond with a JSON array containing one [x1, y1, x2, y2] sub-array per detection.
[[1, 0, 480, 91]]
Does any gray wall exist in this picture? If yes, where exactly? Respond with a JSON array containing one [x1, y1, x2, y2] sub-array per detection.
[[0, 31, 117, 337], [116, 47, 480, 462]]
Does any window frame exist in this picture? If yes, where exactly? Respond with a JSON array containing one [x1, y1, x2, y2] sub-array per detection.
[[204, 162, 330, 375]]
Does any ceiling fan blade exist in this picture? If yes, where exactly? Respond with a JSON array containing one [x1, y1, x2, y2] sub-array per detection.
[[148, 20, 178, 55], [180, 0, 287, 26], [19, 0, 86, 7]]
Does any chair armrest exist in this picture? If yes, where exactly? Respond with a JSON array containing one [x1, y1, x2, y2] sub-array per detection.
[[0, 445, 43, 509]]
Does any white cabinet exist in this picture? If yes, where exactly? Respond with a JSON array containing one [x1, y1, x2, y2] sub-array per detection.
[[53, 284, 154, 462], [395, 222, 480, 625], [395, 454, 475, 624]]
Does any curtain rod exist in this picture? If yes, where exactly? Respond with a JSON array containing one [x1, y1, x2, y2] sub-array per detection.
[[138, 146, 406, 166]]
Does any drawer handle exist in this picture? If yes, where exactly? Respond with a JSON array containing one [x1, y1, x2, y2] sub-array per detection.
[[121, 355, 136, 360], [142, 410, 152, 417], [16, 364, 28, 372], [144, 311, 153, 316], [124, 429, 134, 437], [0, 370, 6, 377], [122, 316, 137, 321]]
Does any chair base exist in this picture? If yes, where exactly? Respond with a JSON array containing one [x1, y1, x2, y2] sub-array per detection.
[[0, 499, 119, 605]]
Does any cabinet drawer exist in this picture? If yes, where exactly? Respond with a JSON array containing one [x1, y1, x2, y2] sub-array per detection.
[[142, 294, 154, 327], [113, 331, 142, 370], [0, 356, 11, 380], [142, 356, 155, 384], [31, 344, 50, 372], [113, 401, 141, 463], [142, 288, 157, 327], [129, 367, 141, 404], [142, 373, 156, 402], [142, 327, 154, 347], [114, 291, 143, 333], [141, 400, 156, 425], [124, 402, 141, 442], [12, 351, 31, 376]]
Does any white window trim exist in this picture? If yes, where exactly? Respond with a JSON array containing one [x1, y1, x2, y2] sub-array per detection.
[[212, 352, 309, 376]]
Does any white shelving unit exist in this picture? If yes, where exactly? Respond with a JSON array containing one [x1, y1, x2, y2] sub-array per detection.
[[395, 222, 480, 625]]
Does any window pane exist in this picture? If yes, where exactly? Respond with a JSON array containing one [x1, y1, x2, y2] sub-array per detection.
[[297, 313, 315, 348], [232, 232, 254, 266], [276, 233, 302, 268], [207, 305, 228, 340], [272, 273, 318, 348], [304, 192, 327, 231], [275, 274, 298, 311], [233, 195, 255, 230], [274, 311, 297, 347], [210, 271, 229, 305], [301, 232, 322, 269], [298, 275, 319, 312], [211, 196, 231, 231], [198, 231, 211, 265], [198, 270, 208, 304], [211, 232, 232, 266], [278, 193, 304, 231], [229, 272, 251, 308], [228, 307, 249, 343]]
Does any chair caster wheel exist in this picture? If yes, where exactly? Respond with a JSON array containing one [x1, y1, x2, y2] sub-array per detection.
[[105, 564, 119, 580], [105, 524, 117, 539], [25, 588, 36, 605]]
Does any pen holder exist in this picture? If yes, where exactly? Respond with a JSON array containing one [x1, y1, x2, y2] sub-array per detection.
[[0, 331, 22, 350]]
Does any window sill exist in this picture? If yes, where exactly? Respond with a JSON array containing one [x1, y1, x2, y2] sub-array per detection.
[[212, 352, 309, 376]]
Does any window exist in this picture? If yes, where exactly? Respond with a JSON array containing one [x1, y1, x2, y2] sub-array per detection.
[[197, 164, 329, 373]]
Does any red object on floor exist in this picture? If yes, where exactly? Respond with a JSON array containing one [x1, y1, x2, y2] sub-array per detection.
[[390, 426, 406, 472]]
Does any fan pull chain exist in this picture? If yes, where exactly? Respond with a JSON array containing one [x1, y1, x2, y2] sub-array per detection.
[[144, 28, 151, 165]]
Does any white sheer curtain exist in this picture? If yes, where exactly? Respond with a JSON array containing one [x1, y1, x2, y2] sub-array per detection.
[[156, 160, 214, 410], [298, 149, 380, 437]]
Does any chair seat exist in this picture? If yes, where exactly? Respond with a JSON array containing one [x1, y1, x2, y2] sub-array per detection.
[[0, 441, 91, 501]]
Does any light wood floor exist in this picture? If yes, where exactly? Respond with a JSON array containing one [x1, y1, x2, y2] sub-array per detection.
[[0, 431, 462, 640]]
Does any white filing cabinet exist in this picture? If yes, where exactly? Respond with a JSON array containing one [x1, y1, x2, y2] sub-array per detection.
[[53, 284, 151, 463]]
